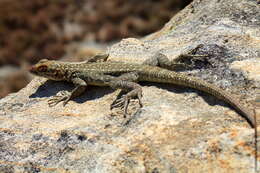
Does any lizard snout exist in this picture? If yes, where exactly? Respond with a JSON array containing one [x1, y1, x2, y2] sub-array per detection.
[[29, 65, 38, 74]]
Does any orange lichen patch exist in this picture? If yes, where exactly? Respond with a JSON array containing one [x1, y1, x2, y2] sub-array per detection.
[[218, 159, 231, 169], [235, 141, 254, 155], [207, 140, 222, 154], [119, 141, 172, 172], [229, 129, 239, 138]]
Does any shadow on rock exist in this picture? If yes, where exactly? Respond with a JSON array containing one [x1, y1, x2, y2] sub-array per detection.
[[29, 80, 114, 104]]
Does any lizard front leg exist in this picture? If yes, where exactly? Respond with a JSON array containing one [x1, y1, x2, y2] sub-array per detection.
[[48, 77, 87, 107], [108, 72, 143, 117]]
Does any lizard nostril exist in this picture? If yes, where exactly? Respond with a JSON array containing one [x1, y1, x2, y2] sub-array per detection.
[[28, 66, 32, 72]]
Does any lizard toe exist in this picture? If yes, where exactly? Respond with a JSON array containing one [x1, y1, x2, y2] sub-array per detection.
[[110, 97, 125, 109], [48, 95, 69, 107]]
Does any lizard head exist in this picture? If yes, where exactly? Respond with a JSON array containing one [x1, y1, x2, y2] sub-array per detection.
[[29, 59, 66, 81]]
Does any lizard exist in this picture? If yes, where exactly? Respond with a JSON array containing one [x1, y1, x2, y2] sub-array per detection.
[[29, 49, 257, 171], [29, 51, 256, 127]]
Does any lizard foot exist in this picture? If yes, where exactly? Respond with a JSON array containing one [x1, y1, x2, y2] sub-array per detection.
[[48, 91, 71, 107], [110, 88, 143, 117], [174, 44, 209, 69]]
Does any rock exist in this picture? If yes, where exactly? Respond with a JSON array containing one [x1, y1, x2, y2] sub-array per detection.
[[0, 0, 259, 172], [231, 59, 260, 83]]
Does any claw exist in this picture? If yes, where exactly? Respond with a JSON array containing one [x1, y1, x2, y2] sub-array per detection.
[[123, 97, 130, 118], [137, 91, 143, 108], [48, 96, 65, 107], [63, 97, 70, 106], [47, 91, 71, 107], [110, 88, 143, 118]]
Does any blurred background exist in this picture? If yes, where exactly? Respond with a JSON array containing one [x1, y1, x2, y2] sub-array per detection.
[[0, 0, 192, 98]]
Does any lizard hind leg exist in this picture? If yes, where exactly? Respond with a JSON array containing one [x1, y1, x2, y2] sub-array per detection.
[[109, 72, 143, 117], [83, 54, 109, 63], [144, 45, 208, 71], [110, 85, 143, 117], [143, 52, 192, 71]]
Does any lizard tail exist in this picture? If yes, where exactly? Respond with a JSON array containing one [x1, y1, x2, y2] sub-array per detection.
[[144, 69, 255, 127]]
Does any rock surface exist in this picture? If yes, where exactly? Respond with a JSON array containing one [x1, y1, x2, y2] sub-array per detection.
[[0, 0, 259, 172]]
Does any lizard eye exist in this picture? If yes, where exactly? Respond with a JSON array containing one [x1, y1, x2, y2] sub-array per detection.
[[38, 65, 48, 72]]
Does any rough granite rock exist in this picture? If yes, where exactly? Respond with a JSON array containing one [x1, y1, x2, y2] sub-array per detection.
[[0, 0, 259, 172]]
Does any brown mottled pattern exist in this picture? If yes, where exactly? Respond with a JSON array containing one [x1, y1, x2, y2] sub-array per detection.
[[30, 59, 255, 127]]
